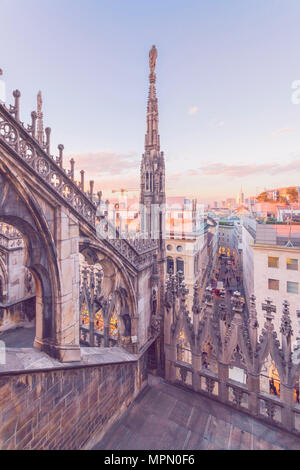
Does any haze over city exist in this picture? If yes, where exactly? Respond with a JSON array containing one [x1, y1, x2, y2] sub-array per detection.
[[2, 0, 300, 202]]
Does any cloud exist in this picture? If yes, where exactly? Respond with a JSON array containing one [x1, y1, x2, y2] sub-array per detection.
[[271, 127, 295, 138], [95, 175, 139, 191], [208, 118, 225, 128], [67, 151, 139, 177], [198, 158, 300, 177], [188, 106, 199, 116]]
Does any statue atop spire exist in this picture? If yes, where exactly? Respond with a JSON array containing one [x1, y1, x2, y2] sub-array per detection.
[[36, 90, 44, 145], [0, 69, 4, 104], [149, 45, 157, 74], [145, 45, 160, 152]]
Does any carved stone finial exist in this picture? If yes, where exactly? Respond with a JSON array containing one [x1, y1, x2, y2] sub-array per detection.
[[80, 170, 85, 192], [58, 144, 64, 167], [37, 90, 42, 113], [249, 293, 259, 329], [231, 291, 244, 313], [13, 90, 21, 121], [12, 90, 21, 121], [262, 297, 276, 321], [176, 269, 184, 288], [36, 90, 44, 145], [204, 286, 213, 304], [149, 45, 157, 74], [69, 158, 75, 179], [30, 111, 37, 138]]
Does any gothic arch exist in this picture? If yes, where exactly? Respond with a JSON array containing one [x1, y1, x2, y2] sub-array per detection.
[[109, 287, 131, 337], [172, 308, 194, 354], [257, 329, 285, 380], [0, 159, 61, 355]]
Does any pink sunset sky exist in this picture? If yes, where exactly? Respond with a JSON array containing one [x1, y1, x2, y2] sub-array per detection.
[[2, 0, 300, 203]]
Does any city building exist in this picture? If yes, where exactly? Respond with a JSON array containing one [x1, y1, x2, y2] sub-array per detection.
[[242, 217, 300, 347], [237, 186, 244, 206], [0, 223, 35, 331]]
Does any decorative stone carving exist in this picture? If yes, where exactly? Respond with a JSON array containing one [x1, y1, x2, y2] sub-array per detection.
[[0, 101, 96, 226], [25, 270, 34, 295]]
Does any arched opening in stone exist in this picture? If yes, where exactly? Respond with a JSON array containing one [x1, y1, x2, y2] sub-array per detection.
[[201, 337, 218, 374], [79, 249, 133, 349], [0, 168, 63, 359], [259, 353, 282, 421], [176, 329, 192, 364]]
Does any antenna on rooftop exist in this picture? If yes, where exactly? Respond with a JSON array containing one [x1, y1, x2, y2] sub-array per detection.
[[285, 203, 294, 248]]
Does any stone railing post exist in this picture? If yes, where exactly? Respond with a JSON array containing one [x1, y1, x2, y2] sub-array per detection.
[[218, 362, 229, 402], [247, 372, 260, 415], [281, 383, 294, 431], [192, 352, 201, 392], [164, 343, 177, 383]]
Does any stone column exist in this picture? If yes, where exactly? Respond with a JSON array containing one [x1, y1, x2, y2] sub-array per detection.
[[52, 208, 81, 362], [32, 274, 44, 350], [218, 362, 229, 402], [192, 352, 201, 392], [164, 343, 176, 382]]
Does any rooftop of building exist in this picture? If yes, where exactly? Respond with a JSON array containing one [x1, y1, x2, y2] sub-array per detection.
[[94, 375, 300, 451]]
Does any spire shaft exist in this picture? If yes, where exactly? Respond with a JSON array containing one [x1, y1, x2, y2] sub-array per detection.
[[36, 90, 44, 145]]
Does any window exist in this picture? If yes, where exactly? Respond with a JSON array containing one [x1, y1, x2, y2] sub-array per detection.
[[229, 366, 247, 385], [167, 244, 173, 251], [176, 245, 183, 252], [287, 281, 298, 294], [268, 279, 279, 290], [167, 257, 174, 274], [287, 258, 298, 271], [194, 257, 198, 276], [176, 258, 184, 275], [268, 257, 279, 268]]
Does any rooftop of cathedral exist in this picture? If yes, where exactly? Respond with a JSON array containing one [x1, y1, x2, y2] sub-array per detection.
[[94, 375, 300, 451]]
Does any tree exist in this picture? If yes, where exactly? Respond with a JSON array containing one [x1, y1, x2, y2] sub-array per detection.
[[286, 187, 298, 203]]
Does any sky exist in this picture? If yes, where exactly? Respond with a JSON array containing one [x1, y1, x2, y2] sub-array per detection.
[[1, 0, 300, 203]]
